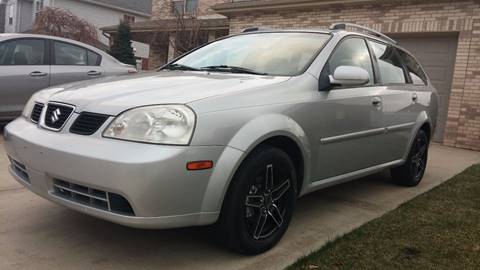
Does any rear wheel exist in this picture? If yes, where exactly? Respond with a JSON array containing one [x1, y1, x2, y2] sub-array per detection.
[[391, 129, 429, 187], [217, 146, 297, 255]]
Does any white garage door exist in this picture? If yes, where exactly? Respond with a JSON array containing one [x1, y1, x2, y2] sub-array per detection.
[[394, 34, 458, 143]]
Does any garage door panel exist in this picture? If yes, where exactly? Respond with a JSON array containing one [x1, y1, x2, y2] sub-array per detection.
[[438, 98, 450, 108], [427, 70, 447, 81], [394, 34, 458, 143], [424, 57, 452, 66]]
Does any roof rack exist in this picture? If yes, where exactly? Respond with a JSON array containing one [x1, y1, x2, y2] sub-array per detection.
[[241, 26, 273, 33], [329, 22, 397, 44]]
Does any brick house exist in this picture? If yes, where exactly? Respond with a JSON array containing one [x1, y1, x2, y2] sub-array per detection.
[[210, 0, 479, 151], [102, 0, 229, 69]]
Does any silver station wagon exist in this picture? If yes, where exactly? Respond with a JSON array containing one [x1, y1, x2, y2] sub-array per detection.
[[3, 23, 438, 254]]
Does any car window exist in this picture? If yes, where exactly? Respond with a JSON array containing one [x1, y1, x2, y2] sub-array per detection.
[[368, 41, 407, 84], [0, 39, 45, 65], [87, 50, 101, 66], [54, 41, 88, 65], [173, 32, 331, 76], [397, 49, 427, 85], [323, 37, 374, 86]]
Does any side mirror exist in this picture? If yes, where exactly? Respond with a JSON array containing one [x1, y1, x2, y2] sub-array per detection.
[[329, 66, 370, 87]]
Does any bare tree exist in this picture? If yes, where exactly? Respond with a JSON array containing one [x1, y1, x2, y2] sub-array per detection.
[[32, 7, 99, 47], [150, 9, 208, 58], [170, 13, 206, 56]]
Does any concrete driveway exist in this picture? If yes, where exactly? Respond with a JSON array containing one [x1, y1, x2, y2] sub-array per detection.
[[1, 133, 479, 270]]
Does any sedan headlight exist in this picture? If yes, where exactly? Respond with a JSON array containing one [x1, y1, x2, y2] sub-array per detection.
[[103, 105, 196, 145], [21, 96, 36, 119]]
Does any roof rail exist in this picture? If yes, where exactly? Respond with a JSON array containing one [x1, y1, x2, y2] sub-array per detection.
[[241, 26, 273, 33], [329, 22, 397, 44]]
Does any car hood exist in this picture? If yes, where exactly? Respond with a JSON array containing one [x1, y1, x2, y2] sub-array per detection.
[[37, 71, 290, 115]]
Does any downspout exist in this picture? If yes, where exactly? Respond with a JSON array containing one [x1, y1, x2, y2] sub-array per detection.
[[102, 31, 111, 48]]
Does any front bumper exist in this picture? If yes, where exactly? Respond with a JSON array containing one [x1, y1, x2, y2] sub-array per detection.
[[3, 117, 241, 229]]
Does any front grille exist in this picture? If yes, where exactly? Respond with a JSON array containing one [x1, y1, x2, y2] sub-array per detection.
[[30, 103, 44, 123], [9, 157, 30, 183], [52, 179, 135, 216], [70, 112, 109, 135], [44, 103, 75, 130]]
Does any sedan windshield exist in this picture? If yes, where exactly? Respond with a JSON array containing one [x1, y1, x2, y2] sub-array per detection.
[[168, 32, 331, 76]]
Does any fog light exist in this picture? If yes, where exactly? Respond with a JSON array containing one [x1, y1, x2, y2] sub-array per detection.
[[187, 161, 213, 171]]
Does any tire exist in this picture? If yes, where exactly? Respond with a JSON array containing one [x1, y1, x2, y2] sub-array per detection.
[[391, 129, 429, 187], [216, 145, 297, 255]]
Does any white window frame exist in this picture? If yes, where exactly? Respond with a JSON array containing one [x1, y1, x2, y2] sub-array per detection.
[[172, 0, 198, 15], [35, 0, 44, 14]]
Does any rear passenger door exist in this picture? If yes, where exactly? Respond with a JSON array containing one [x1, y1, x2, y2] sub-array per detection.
[[50, 40, 104, 86], [313, 37, 386, 180], [0, 38, 50, 117], [367, 40, 419, 162]]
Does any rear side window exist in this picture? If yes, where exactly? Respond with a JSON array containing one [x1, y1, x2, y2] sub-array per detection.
[[397, 50, 427, 85], [54, 41, 88, 65], [87, 50, 101, 66], [0, 39, 45, 65], [368, 41, 406, 84], [323, 37, 374, 86]]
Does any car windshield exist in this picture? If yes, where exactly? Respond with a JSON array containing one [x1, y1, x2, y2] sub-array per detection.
[[168, 32, 331, 76]]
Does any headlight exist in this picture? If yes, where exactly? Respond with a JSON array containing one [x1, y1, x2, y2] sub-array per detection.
[[21, 96, 36, 119], [103, 105, 196, 145]]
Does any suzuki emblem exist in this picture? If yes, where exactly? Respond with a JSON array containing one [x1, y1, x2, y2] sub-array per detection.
[[51, 108, 62, 123]]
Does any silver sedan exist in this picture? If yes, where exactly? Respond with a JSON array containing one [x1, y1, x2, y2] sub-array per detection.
[[3, 24, 438, 254], [0, 33, 137, 123]]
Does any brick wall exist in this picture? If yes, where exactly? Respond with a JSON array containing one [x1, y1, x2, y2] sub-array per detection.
[[222, 0, 480, 150], [152, 0, 226, 19]]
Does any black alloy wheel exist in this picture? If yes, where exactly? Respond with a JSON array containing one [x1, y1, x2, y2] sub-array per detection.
[[217, 145, 297, 254], [391, 129, 429, 187]]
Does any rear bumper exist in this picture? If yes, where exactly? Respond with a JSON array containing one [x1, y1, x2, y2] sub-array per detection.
[[3, 117, 242, 229]]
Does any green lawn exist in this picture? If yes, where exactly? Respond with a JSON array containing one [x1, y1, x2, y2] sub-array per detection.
[[288, 164, 480, 270]]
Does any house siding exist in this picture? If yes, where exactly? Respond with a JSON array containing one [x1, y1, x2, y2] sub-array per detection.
[[222, 0, 480, 151]]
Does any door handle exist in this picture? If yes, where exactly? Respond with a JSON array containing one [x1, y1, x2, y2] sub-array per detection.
[[372, 97, 382, 106], [87, 70, 102, 76], [412, 93, 418, 102], [29, 71, 48, 77]]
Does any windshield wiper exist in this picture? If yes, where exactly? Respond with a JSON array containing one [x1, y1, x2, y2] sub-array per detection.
[[162, 63, 201, 71], [200, 65, 267, 75]]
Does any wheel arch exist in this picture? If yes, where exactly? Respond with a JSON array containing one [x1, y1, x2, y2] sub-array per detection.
[[200, 114, 311, 218], [402, 111, 434, 162]]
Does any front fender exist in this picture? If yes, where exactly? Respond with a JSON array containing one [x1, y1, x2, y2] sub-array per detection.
[[200, 114, 311, 215]]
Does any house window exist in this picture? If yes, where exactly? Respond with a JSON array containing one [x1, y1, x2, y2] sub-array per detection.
[[123, 14, 135, 24], [8, 5, 14, 25], [35, 0, 44, 14], [172, 0, 198, 15]]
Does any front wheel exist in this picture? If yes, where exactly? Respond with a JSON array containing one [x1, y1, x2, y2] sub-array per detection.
[[391, 129, 429, 187], [216, 146, 297, 255]]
